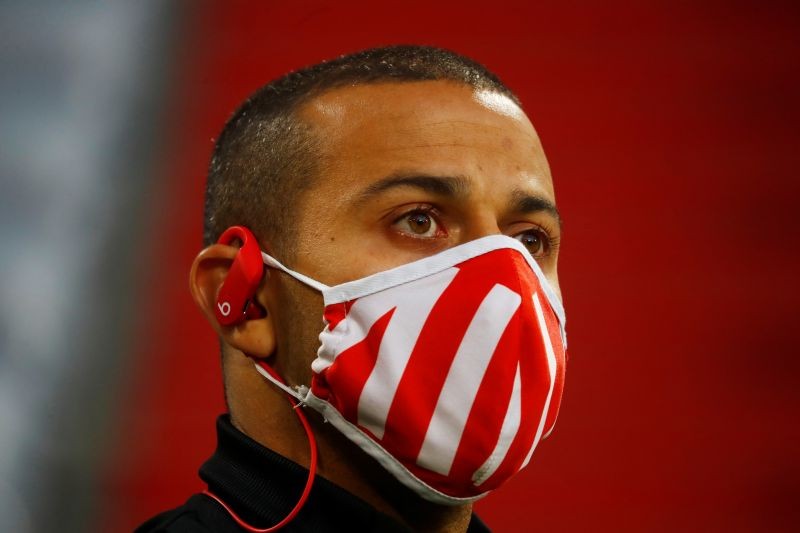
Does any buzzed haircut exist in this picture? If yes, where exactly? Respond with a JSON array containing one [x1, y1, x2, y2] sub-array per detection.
[[203, 45, 520, 257]]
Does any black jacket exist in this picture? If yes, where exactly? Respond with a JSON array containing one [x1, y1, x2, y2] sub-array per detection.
[[136, 415, 490, 532]]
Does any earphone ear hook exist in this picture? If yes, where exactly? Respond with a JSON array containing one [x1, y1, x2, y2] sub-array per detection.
[[214, 226, 265, 326]]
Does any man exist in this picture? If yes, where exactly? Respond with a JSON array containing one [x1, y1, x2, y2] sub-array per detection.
[[138, 45, 567, 532]]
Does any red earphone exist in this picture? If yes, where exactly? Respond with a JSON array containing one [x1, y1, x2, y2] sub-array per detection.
[[214, 226, 266, 326], [207, 226, 319, 531]]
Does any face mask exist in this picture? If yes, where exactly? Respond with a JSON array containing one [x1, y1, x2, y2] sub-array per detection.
[[254, 234, 567, 505]]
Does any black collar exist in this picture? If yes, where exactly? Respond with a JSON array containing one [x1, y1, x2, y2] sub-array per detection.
[[199, 415, 490, 532]]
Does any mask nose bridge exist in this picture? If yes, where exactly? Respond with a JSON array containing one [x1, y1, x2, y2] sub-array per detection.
[[496, 244, 567, 338], [499, 248, 534, 295]]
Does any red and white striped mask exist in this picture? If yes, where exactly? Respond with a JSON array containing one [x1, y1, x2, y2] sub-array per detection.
[[255, 235, 567, 505]]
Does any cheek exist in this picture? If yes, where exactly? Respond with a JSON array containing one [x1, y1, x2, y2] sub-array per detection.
[[274, 279, 326, 384], [544, 271, 562, 303], [304, 231, 400, 285]]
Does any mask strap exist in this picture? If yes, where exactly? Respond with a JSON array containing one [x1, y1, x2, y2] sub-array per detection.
[[253, 360, 309, 402], [261, 252, 330, 293]]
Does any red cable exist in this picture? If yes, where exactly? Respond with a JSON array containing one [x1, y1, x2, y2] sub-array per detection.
[[202, 363, 318, 532]]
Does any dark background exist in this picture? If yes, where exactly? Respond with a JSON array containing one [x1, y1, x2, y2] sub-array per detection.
[[6, 2, 794, 532]]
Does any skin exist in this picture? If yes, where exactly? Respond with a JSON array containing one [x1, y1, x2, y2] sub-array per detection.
[[190, 80, 562, 532]]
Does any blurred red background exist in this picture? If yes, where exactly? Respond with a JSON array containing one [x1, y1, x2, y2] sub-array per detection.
[[100, 1, 799, 531]]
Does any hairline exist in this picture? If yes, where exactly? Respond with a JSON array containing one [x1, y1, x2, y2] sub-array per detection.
[[263, 79, 520, 253], [203, 47, 522, 257]]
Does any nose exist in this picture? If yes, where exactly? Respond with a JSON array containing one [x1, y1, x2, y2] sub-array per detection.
[[460, 211, 503, 244], [458, 203, 564, 304]]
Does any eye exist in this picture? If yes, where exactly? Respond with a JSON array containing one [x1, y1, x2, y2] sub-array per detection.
[[514, 228, 551, 258], [392, 208, 442, 238]]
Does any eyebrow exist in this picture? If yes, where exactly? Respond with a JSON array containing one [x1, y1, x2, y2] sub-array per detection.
[[356, 174, 471, 203], [510, 189, 563, 229], [356, 172, 562, 228]]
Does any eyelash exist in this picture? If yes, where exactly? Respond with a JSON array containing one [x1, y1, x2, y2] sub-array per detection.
[[523, 221, 560, 256]]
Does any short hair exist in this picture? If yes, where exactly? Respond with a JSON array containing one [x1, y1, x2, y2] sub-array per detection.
[[203, 45, 520, 256]]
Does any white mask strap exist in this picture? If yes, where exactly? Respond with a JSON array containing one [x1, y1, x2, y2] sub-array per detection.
[[253, 362, 309, 403], [261, 252, 330, 293]]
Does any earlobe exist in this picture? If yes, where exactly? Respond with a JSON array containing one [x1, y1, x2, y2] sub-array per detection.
[[189, 243, 277, 358]]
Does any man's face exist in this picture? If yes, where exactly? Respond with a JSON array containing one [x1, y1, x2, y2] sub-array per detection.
[[272, 80, 561, 378]]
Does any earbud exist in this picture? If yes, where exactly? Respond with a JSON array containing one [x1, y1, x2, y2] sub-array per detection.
[[214, 226, 265, 326]]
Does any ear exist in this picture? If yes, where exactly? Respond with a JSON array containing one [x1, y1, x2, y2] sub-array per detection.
[[189, 243, 276, 358]]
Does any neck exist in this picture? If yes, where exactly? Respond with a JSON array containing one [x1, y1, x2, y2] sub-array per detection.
[[224, 353, 473, 532]]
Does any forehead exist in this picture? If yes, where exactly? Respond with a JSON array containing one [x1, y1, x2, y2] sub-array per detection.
[[296, 80, 554, 200]]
